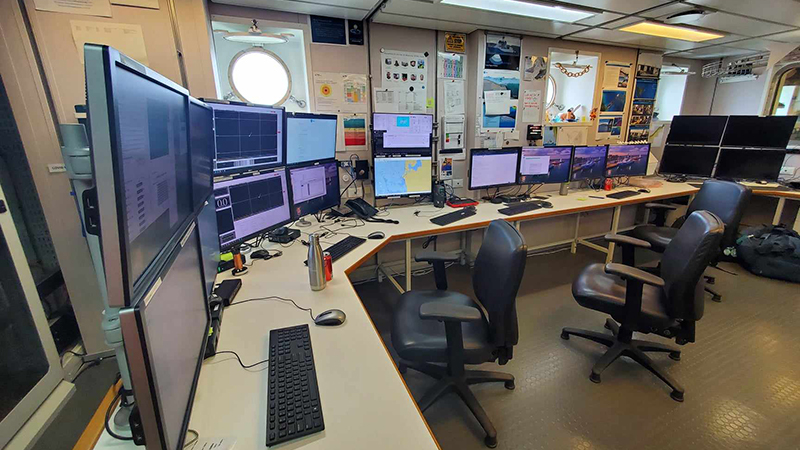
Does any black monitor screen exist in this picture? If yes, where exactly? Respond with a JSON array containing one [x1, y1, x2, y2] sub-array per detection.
[[286, 113, 337, 165], [571, 146, 608, 181], [189, 100, 214, 210], [667, 115, 728, 145], [209, 103, 284, 174], [659, 145, 719, 177], [214, 169, 291, 249], [288, 161, 340, 219], [721, 116, 797, 148], [605, 144, 650, 177], [468, 148, 520, 190], [519, 146, 572, 184], [196, 195, 219, 299], [715, 148, 786, 181], [372, 113, 433, 155]]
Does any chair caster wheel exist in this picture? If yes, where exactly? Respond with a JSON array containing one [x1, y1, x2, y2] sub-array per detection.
[[398, 363, 407, 374], [560, 332, 569, 340], [504, 380, 515, 390], [589, 373, 601, 384], [669, 352, 681, 361], [670, 390, 685, 402], [484, 435, 497, 448]]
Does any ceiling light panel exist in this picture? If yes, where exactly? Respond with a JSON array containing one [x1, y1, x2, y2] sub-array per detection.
[[619, 21, 725, 42], [439, 0, 596, 23]]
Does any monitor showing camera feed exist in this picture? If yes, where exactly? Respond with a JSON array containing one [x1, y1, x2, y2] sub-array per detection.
[[666, 116, 728, 145], [605, 144, 650, 177], [659, 145, 719, 178], [571, 146, 608, 181], [373, 155, 432, 198], [715, 148, 787, 181], [519, 146, 572, 184], [469, 148, 520, 190], [372, 113, 433, 154], [286, 113, 337, 165], [214, 169, 291, 249], [721, 116, 797, 148], [288, 161, 340, 218], [209, 102, 284, 174]]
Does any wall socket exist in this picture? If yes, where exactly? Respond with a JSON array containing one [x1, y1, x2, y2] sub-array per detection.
[[452, 179, 464, 188], [780, 166, 796, 176]]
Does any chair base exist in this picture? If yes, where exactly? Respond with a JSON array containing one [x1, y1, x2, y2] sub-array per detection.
[[561, 318, 685, 402], [398, 360, 514, 448]]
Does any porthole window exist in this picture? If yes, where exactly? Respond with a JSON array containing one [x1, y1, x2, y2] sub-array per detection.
[[228, 47, 292, 106]]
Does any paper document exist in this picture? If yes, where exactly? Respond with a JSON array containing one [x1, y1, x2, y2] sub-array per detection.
[[71, 20, 148, 65], [444, 80, 465, 115], [35, 0, 111, 16], [484, 90, 511, 115], [521, 90, 542, 123]]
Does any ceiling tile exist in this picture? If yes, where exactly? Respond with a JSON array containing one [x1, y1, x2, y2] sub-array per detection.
[[639, 2, 694, 18], [764, 29, 800, 43], [598, 16, 647, 30], [575, 11, 625, 27], [551, 0, 676, 15], [721, 38, 779, 52], [212, 0, 373, 20], [668, 45, 759, 59], [649, 10, 794, 37], [563, 36, 667, 52], [568, 27, 727, 51], [371, 13, 480, 34], [685, 0, 800, 28]]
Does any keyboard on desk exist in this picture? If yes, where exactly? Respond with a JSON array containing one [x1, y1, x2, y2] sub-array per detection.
[[267, 325, 324, 446], [305, 235, 365, 265], [430, 207, 477, 226], [606, 190, 641, 199], [498, 202, 542, 216]]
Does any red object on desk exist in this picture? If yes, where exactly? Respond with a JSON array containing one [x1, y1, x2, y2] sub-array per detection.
[[604, 178, 613, 191], [447, 199, 479, 208]]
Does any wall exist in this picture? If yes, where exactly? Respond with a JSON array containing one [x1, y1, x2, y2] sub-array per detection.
[[677, 58, 716, 116]]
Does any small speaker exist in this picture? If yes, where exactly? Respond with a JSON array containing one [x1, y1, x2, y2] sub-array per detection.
[[433, 183, 446, 208]]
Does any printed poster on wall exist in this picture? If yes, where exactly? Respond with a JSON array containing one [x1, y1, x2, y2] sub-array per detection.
[[342, 74, 368, 112], [310, 16, 347, 45], [444, 80, 465, 116], [35, 0, 111, 17], [600, 90, 626, 115], [482, 69, 519, 130], [341, 114, 367, 151], [523, 56, 547, 81], [602, 61, 631, 90], [439, 52, 465, 79], [381, 49, 428, 94], [596, 116, 622, 140], [485, 33, 521, 70], [373, 88, 426, 113], [70, 20, 148, 65], [313, 72, 344, 112], [521, 89, 541, 123]]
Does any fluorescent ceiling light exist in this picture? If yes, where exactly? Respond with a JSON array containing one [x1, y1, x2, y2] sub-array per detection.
[[440, 0, 595, 23], [619, 21, 724, 43]]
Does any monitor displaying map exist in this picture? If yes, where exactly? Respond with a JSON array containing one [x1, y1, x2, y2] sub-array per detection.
[[373, 156, 432, 198]]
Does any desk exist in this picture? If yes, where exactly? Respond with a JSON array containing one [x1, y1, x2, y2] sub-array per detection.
[[102, 181, 790, 450], [751, 189, 800, 231]]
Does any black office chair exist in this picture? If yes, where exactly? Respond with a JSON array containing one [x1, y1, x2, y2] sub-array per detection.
[[391, 220, 527, 448], [630, 180, 751, 301], [562, 211, 724, 402]]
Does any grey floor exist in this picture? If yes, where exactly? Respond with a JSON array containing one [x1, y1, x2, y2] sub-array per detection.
[[355, 246, 800, 450]]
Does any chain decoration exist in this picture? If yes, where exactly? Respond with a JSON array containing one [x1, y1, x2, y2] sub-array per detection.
[[555, 62, 592, 78]]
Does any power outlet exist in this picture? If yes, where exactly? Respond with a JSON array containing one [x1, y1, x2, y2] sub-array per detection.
[[452, 179, 464, 188], [780, 166, 796, 176]]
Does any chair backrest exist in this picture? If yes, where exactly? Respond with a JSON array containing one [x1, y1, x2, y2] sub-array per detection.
[[686, 180, 751, 249], [473, 220, 527, 355], [661, 211, 725, 322]]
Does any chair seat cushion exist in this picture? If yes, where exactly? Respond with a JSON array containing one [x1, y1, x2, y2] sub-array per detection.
[[392, 290, 494, 364], [572, 264, 678, 330], [631, 225, 679, 253]]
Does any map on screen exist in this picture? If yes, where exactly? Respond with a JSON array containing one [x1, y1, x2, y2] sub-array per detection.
[[374, 156, 432, 197]]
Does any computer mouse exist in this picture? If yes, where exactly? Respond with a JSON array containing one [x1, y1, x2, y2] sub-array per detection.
[[368, 231, 385, 240], [540, 201, 553, 209], [314, 309, 346, 326], [638, 188, 651, 193], [251, 250, 271, 259], [490, 197, 504, 204]]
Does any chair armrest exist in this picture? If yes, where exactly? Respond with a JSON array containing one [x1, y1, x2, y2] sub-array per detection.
[[604, 234, 651, 249], [419, 302, 482, 322], [415, 250, 460, 263], [645, 203, 677, 210], [604, 263, 665, 287]]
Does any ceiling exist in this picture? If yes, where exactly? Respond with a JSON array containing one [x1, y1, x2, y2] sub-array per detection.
[[211, 0, 800, 59]]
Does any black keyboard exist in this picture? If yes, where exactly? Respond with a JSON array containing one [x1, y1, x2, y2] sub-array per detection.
[[430, 207, 477, 226], [498, 202, 542, 216], [305, 235, 366, 265], [607, 190, 641, 199], [267, 325, 324, 446]]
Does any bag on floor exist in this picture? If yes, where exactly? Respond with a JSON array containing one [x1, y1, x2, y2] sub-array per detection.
[[736, 224, 800, 283]]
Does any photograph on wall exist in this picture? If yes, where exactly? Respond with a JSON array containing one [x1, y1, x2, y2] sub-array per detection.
[[348, 20, 364, 45], [440, 157, 453, 179], [523, 55, 548, 81], [596, 115, 622, 139], [631, 115, 651, 126], [600, 90, 626, 114], [632, 100, 654, 116], [636, 64, 661, 78], [482, 69, 519, 130], [628, 125, 650, 141], [381, 49, 428, 93], [485, 34, 521, 70], [634, 78, 658, 100], [342, 115, 367, 151]]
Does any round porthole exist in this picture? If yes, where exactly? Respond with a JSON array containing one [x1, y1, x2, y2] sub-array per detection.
[[228, 47, 292, 106]]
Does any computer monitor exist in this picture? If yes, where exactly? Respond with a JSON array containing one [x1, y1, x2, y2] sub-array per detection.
[[468, 148, 520, 190], [120, 222, 209, 450], [714, 148, 787, 181], [666, 116, 728, 145], [189, 98, 214, 211], [288, 160, 340, 219], [721, 116, 797, 148], [196, 194, 220, 300], [519, 146, 573, 184], [658, 145, 719, 178], [605, 144, 650, 177], [214, 168, 291, 250], [209, 102, 285, 174], [372, 113, 433, 155], [373, 155, 433, 198], [85, 44, 193, 307], [286, 113, 338, 165], [571, 145, 608, 181]]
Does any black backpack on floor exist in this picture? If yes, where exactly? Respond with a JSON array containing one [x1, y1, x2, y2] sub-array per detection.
[[736, 224, 800, 283]]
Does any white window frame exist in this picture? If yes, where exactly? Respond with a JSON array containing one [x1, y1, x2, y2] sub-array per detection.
[[227, 47, 293, 106]]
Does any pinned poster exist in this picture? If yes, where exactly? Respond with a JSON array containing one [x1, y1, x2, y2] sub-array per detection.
[[381, 49, 427, 92], [443, 115, 465, 151], [36, 0, 111, 17], [484, 90, 511, 115], [313, 72, 344, 112], [374, 88, 398, 113], [341, 114, 367, 151], [440, 158, 453, 180], [521, 89, 542, 123], [374, 88, 425, 113], [342, 73, 368, 112], [444, 80, 465, 115], [482, 68, 519, 130], [602, 61, 631, 90], [70, 21, 148, 64], [439, 52, 465, 79], [596, 115, 622, 140]]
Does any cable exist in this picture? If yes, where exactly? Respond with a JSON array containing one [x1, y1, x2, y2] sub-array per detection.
[[105, 383, 134, 441], [184, 429, 199, 448], [213, 351, 270, 369], [229, 296, 315, 321]]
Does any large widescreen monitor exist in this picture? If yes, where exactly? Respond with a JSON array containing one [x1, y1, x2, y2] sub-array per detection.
[[658, 145, 719, 178], [571, 145, 608, 181], [120, 222, 209, 450], [85, 44, 194, 307], [189, 98, 214, 211], [288, 160, 340, 219], [286, 113, 338, 165], [721, 116, 797, 148], [468, 148, 520, 190], [605, 144, 650, 177], [714, 148, 787, 181], [372, 113, 433, 155], [519, 146, 572, 184], [373, 155, 433, 198], [666, 115, 728, 145], [209, 102, 285, 174], [214, 168, 291, 250]]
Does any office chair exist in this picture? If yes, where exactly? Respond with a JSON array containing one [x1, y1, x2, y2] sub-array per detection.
[[631, 180, 751, 301], [391, 220, 526, 448], [562, 211, 724, 402]]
